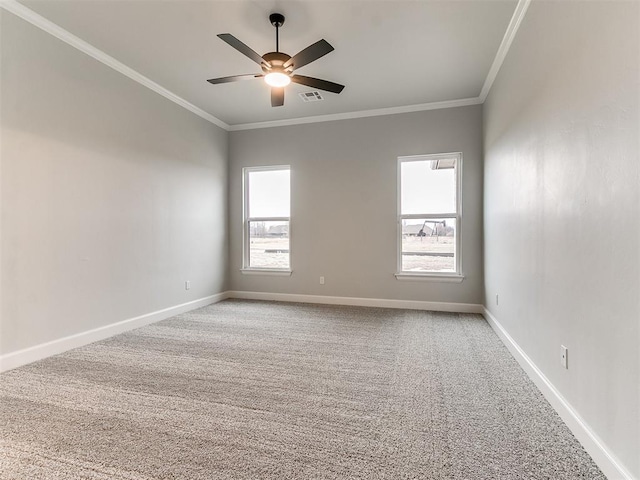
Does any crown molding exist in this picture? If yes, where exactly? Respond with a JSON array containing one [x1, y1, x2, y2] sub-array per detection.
[[0, 0, 230, 131], [1, 0, 530, 131], [228, 97, 483, 131], [228, 0, 531, 131], [479, 0, 531, 102]]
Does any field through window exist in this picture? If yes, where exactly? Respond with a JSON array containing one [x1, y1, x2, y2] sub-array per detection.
[[248, 221, 289, 269]]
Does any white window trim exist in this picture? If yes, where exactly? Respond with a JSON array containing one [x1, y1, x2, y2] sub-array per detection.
[[394, 273, 464, 283], [242, 165, 292, 274], [396, 152, 463, 280], [240, 269, 292, 276]]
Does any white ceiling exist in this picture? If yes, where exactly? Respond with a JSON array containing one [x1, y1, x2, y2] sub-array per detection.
[[20, 0, 518, 127]]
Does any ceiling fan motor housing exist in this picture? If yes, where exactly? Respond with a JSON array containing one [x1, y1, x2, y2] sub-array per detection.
[[261, 52, 292, 74]]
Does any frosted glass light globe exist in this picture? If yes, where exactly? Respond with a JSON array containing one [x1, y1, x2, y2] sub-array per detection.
[[264, 72, 291, 87]]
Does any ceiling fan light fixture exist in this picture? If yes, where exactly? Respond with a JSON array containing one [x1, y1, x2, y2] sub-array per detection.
[[264, 71, 291, 87], [207, 13, 344, 106]]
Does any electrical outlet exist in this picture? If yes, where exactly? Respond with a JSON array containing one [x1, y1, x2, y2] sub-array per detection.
[[319, 276, 325, 285], [561, 345, 568, 369], [496, 294, 499, 306], [185, 281, 191, 290]]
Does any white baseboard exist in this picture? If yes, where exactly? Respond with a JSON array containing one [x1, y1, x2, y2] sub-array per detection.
[[482, 308, 634, 480], [0, 292, 230, 373], [227, 290, 484, 314], [0, 291, 478, 373], [1, 291, 630, 477]]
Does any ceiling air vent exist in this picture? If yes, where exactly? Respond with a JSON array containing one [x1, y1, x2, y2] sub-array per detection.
[[299, 91, 324, 102]]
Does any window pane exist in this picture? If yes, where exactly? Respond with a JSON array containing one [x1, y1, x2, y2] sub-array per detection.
[[401, 158, 456, 215], [249, 221, 289, 269], [248, 169, 290, 218], [401, 218, 456, 272]]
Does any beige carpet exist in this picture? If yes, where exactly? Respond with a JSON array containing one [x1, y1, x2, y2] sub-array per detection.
[[1, 300, 604, 479]]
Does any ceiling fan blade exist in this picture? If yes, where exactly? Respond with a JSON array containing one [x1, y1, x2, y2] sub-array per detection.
[[217, 33, 269, 67], [291, 74, 345, 94], [283, 39, 334, 70], [271, 87, 285, 107], [207, 74, 263, 84]]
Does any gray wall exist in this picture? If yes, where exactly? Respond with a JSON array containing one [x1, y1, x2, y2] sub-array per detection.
[[229, 106, 484, 305], [483, 1, 639, 477], [0, 11, 228, 354]]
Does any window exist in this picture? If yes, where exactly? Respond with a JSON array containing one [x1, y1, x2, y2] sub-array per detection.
[[243, 166, 291, 273], [397, 153, 462, 279]]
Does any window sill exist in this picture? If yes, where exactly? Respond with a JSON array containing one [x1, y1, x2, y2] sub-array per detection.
[[394, 273, 464, 283], [240, 269, 292, 276]]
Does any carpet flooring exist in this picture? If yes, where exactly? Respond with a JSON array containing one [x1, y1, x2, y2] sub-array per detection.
[[1, 300, 604, 479]]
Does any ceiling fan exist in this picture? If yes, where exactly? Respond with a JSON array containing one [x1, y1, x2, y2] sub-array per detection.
[[207, 13, 345, 107]]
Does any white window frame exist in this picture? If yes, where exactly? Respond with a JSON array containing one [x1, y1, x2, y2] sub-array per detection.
[[241, 165, 292, 275], [395, 152, 463, 282]]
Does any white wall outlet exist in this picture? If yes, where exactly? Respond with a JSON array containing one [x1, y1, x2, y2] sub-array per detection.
[[496, 294, 499, 305], [319, 276, 325, 285], [185, 281, 191, 290], [561, 345, 568, 369]]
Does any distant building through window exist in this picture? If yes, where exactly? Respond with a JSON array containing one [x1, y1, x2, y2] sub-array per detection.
[[243, 166, 290, 271], [398, 153, 462, 275]]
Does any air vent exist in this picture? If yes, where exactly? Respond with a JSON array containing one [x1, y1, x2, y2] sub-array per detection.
[[299, 91, 324, 102]]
